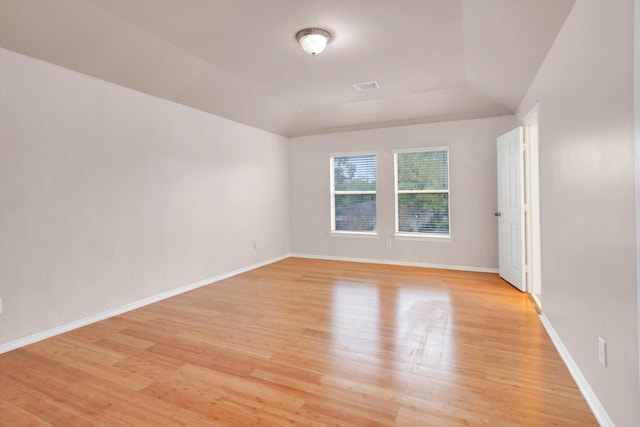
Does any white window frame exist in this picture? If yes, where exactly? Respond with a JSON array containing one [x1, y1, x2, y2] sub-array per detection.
[[393, 146, 451, 241], [329, 151, 378, 236]]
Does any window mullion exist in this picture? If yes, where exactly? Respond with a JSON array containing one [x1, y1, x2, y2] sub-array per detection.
[[397, 189, 448, 195], [334, 190, 377, 195]]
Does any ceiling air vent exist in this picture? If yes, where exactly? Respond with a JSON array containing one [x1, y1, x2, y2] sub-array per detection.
[[352, 80, 380, 92]]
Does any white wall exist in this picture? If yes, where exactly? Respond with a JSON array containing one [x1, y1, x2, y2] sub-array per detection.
[[290, 116, 515, 271], [516, 1, 639, 425], [0, 48, 290, 346]]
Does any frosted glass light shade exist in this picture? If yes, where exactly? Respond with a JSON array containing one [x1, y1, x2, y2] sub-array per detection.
[[296, 28, 331, 55]]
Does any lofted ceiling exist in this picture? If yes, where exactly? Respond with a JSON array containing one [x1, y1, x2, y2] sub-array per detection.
[[0, 0, 575, 137]]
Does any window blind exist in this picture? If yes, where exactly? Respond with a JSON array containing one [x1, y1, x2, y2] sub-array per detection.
[[331, 154, 377, 232], [395, 149, 449, 235]]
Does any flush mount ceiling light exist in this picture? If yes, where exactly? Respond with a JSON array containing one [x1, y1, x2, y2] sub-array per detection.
[[296, 28, 331, 56]]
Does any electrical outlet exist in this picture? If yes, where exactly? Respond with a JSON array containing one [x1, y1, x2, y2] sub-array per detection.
[[385, 238, 392, 248], [598, 337, 606, 366]]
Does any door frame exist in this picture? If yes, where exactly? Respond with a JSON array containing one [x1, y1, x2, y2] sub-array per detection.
[[634, 0, 640, 387], [523, 103, 542, 309]]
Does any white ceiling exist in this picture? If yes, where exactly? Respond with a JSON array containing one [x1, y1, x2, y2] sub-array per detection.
[[0, 0, 575, 137]]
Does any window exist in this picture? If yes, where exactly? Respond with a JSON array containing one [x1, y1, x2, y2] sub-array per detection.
[[330, 153, 377, 233], [394, 147, 449, 236]]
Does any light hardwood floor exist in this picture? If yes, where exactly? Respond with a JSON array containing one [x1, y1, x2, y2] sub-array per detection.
[[0, 258, 597, 426]]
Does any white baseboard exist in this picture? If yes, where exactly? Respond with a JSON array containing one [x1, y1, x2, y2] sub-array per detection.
[[539, 314, 614, 427], [0, 254, 289, 355], [289, 252, 499, 274]]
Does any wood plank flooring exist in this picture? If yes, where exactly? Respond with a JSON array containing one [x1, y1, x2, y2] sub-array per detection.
[[0, 258, 598, 426]]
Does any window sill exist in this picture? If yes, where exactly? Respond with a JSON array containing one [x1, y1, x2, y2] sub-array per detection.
[[329, 231, 379, 239], [394, 233, 452, 243]]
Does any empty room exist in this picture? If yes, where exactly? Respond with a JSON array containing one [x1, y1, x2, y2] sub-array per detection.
[[1, 0, 638, 426]]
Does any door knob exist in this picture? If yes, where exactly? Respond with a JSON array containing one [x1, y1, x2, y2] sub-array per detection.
[[494, 212, 501, 217]]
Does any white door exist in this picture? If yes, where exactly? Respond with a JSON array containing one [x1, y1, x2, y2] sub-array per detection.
[[497, 127, 525, 291]]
